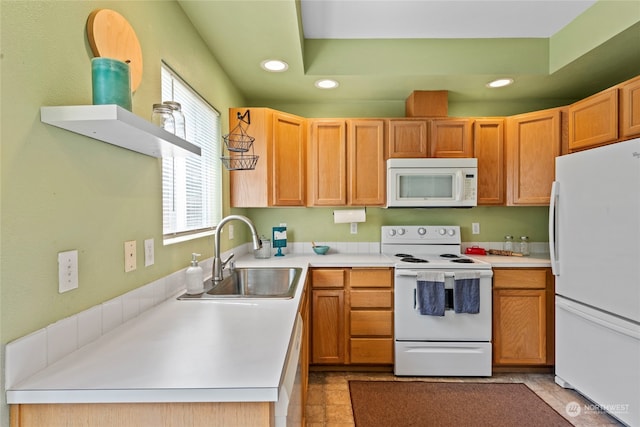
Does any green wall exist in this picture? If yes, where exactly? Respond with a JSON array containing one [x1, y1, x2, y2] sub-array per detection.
[[0, 3, 245, 422], [242, 207, 550, 245]]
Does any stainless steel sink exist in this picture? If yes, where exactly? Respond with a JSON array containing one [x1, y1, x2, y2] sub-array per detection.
[[178, 267, 302, 300]]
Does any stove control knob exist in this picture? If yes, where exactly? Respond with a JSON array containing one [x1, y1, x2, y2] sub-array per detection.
[[388, 229, 396, 236], [448, 229, 456, 236], [417, 227, 426, 236], [397, 228, 406, 235], [438, 228, 446, 236]]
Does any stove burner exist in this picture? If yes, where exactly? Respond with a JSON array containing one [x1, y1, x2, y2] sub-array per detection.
[[440, 253, 460, 258], [395, 253, 414, 258], [400, 257, 429, 263], [450, 258, 474, 264]]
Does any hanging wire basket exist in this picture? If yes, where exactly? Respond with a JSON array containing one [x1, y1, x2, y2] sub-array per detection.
[[222, 122, 255, 152], [221, 153, 259, 170], [221, 109, 259, 170]]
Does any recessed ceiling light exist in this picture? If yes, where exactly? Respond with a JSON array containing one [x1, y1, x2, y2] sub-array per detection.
[[260, 59, 288, 72], [315, 79, 339, 89], [486, 78, 514, 88]]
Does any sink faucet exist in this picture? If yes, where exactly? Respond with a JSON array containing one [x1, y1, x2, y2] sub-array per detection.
[[213, 215, 262, 282]]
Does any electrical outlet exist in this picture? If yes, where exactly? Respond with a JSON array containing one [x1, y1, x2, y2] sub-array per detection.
[[472, 223, 480, 234], [58, 250, 79, 293], [350, 222, 358, 234], [144, 238, 154, 267], [228, 224, 234, 240], [124, 240, 137, 272]]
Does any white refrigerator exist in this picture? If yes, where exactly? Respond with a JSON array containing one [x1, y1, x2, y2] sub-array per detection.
[[549, 137, 640, 427]]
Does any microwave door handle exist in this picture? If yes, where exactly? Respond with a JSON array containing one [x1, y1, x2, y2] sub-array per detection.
[[455, 170, 463, 201]]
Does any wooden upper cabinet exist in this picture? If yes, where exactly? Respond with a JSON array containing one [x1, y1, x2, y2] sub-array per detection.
[[308, 120, 347, 205], [506, 108, 562, 206], [229, 108, 306, 207], [272, 112, 306, 206], [387, 119, 428, 158], [347, 119, 386, 206], [568, 88, 618, 152], [430, 118, 474, 157], [620, 75, 640, 139], [474, 119, 505, 205]]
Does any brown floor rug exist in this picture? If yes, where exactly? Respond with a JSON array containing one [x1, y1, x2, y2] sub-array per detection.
[[349, 381, 572, 427]]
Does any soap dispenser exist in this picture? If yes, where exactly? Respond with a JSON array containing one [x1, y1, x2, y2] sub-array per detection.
[[186, 253, 204, 295]]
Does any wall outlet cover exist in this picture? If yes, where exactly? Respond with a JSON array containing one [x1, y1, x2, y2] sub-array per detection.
[[58, 250, 79, 293]]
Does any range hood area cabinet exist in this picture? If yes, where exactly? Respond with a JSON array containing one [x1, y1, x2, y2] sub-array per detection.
[[386, 118, 474, 159], [229, 108, 306, 207], [307, 119, 386, 207]]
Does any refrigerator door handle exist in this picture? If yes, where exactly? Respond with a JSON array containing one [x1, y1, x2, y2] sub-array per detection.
[[557, 298, 640, 340], [549, 181, 559, 276]]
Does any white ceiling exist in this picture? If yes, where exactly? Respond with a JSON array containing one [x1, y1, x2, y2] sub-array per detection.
[[301, 0, 598, 39]]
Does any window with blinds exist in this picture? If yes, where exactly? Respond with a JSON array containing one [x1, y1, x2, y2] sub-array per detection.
[[161, 63, 222, 243]]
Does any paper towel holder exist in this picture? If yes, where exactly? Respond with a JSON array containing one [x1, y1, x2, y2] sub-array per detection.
[[333, 208, 366, 224]]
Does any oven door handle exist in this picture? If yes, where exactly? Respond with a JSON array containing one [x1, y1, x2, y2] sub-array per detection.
[[396, 270, 492, 278]]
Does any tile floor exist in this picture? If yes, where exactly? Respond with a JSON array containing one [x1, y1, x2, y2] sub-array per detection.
[[305, 370, 625, 427]]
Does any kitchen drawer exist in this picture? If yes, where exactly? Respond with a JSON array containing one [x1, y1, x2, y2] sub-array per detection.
[[311, 268, 346, 288], [350, 268, 393, 288], [350, 338, 393, 364], [350, 290, 392, 308], [494, 269, 546, 289], [350, 311, 393, 336]]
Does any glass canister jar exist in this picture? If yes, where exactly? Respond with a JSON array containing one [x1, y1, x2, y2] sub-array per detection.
[[254, 236, 272, 259], [520, 236, 530, 256], [163, 101, 186, 139], [152, 104, 175, 134], [503, 235, 514, 251]]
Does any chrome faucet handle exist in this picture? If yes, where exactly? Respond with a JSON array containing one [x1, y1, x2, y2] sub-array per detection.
[[221, 253, 235, 269]]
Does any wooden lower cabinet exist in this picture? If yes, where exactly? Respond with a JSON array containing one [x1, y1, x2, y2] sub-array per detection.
[[492, 268, 555, 367], [310, 267, 393, 366], [11, 401, 274, 427]]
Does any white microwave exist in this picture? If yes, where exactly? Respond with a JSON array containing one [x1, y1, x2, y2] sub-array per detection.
[[386, 158, 478, 207]]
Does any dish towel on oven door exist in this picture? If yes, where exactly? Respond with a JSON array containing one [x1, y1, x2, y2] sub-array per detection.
[[416, 271, 445, 316], [453, 271, 480, 313]]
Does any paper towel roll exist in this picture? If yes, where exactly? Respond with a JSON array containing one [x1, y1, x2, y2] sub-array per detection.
[[333, 208, 366, 224]]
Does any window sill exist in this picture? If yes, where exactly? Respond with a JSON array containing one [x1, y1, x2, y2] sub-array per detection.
[[163, 228, 215, 246]]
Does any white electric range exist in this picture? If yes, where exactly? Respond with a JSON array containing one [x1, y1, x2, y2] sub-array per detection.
[[382, 225, 493, 376]]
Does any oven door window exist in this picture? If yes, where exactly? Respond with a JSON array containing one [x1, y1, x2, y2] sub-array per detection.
[[399, 174, 454, 199]]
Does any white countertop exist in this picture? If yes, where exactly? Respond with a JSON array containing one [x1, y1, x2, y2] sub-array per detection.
[[468, 253, 551, 268], [7, 251, 549, 405]]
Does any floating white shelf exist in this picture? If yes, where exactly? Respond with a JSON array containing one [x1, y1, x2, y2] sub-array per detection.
[[40, 105, 201, 158]]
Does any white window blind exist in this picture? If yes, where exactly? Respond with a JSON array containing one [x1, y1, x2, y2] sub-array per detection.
[[161, 63, 222, 241]]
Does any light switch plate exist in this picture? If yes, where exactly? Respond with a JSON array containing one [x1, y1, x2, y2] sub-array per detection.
[[472, 223, 480, 234], [58, 250, 78, 293], [144, 238, 154, 267], [124, 241, 136, 272]]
